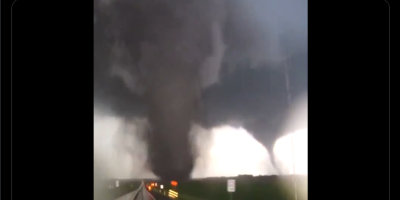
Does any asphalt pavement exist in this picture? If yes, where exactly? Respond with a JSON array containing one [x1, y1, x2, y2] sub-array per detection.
[[148, 190, 170, 200], [115, 191, 139, 200]]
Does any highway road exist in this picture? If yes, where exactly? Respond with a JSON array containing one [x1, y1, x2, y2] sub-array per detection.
[[136, 185, 158, 200], [113, 181, 158, 200], [148, 191, 170, 200], [115, 190, 140, 200], [115, 182, 143, 200], [112, 181, 177, 200]]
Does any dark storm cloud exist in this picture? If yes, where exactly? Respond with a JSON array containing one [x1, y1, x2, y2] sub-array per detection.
[[94, 0, 307, 178], [95, 0, 223, 180]]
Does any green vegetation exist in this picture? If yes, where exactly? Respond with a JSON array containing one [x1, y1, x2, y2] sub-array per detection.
[[174, 175, 307, 200]]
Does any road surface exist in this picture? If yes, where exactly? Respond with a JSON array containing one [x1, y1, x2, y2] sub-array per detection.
[[115, 189, 141, 200], [114, 182, 156, 200], [149, 191, 170, 200]]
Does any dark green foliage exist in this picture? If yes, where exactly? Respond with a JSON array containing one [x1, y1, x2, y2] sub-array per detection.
[[176, 175, 307, 200]]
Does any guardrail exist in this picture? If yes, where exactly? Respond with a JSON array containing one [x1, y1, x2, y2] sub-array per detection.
[[114, 182, 144, 200], [95, 179, 142, 200], [114, 181, 156, 200]]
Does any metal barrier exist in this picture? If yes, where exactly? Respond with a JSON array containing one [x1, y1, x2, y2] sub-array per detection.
[[132, 182, 156, 200], [115, 182, 145, 200], [120, 181, 177, 200], [132, 183, 145, 200]]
